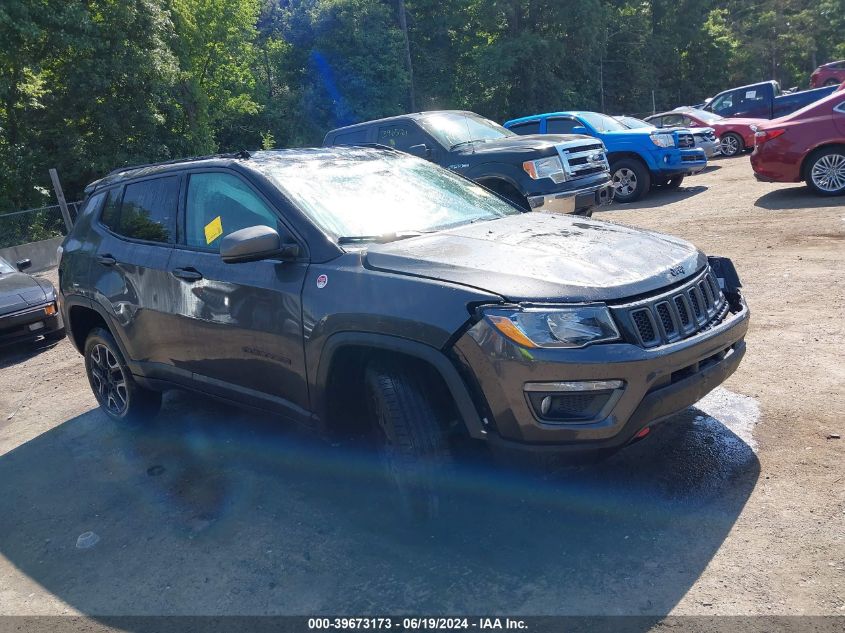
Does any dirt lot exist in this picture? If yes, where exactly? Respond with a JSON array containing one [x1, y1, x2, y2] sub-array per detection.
[[0, 157, 842, 622]]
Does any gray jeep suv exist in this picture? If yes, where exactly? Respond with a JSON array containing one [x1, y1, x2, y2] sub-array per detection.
[[59, 147, 749, 513]]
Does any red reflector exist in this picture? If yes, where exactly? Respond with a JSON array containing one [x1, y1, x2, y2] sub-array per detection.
[[635, 427, 651, 439]]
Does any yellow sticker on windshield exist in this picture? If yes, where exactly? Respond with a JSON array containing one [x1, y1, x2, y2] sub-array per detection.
[[204, 216, 223, 244]]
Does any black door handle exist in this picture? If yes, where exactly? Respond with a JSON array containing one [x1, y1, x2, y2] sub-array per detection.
[[171, 267, 203, 281], [96, 254, 116, 266]]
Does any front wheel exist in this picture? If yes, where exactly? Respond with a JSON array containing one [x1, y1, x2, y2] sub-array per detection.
[[84, 327, 162, 423], [805, 147, 845, 196], [610, 159, 651, 203], [719, 133, 744, 157], [365, 360, 451, 519]]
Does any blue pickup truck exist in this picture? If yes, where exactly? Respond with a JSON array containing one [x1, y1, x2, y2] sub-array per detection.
[[504, 111, 707, 203], [703, 80, 837, 119]]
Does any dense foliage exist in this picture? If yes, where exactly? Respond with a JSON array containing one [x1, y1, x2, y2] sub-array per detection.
[[1, 0, 843, 213]]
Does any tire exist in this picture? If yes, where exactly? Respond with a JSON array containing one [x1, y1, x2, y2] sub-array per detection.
[[610, 159, 651, 203], [804, 147, 845, 196], [719, 133, 744, 157], [365, 359, 451, 519], [84, 327, 162, 423]]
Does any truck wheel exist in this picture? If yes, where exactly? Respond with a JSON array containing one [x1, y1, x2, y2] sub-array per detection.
[[719, 133, 744, 157], [365, 359, 451, 519], [805, 147, 845, 196], [610, 159, 650, 203], [84, 327, 162, 423]]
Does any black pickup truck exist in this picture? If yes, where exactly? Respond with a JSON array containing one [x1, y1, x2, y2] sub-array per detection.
[[324, 110, 614, 216]]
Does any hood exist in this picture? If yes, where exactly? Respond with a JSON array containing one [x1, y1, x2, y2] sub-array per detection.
[[364, 214, 706, 303], [456, 134, 600, 157], [0, 272, 52, 316]]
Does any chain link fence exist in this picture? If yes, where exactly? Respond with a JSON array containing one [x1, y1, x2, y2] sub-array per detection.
[[0, 202, 82, 249]]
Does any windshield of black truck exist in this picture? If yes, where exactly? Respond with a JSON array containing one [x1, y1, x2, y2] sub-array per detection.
[[419, 113, 514, 148]]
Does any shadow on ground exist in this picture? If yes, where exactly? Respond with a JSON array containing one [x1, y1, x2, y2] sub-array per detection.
[[755, 186, 839, 210], [0, 336, 63, 371], [0, 390, 759, 622], [602, 185, 708, 212]]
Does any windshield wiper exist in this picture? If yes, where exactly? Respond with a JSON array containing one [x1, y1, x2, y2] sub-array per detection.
[[450, 139, 483, 151], [338, 230, 426, 245]]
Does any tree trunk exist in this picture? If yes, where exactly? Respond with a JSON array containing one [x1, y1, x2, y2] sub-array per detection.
[[396, 0, 416, 112]]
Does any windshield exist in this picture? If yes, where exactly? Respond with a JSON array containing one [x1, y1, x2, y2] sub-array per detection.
[[685, 108, 723, 123], [256, 149, 521, 241], [578, 112, 628, 133], [418, 113, 514, 149], [0, 257, 15, 274], [616, 116, 651, 129]]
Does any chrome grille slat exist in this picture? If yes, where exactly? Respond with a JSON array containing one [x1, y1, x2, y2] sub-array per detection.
[[611, 267, 728, 348], [556, 142, 609, 182]]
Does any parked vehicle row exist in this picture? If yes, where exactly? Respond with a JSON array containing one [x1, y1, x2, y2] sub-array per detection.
[[614, 115, 721, 158], [502, 111, 707, 203], [645, 108, 763, 158]]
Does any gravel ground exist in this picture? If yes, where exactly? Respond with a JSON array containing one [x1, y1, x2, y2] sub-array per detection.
[[0, 157, 842, 622]]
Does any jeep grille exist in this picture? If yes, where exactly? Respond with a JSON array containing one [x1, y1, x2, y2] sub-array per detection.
[[611, 267, 728, 348]]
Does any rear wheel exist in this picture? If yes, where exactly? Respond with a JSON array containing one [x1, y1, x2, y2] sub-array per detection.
[[719, 133, 744, 157], [84, 327, 161, 423], [365, 359, 451, 519], [610, 159, 650, 203], [805, 147, 845, 196]]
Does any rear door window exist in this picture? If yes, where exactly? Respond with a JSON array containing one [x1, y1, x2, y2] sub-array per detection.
[[508, 120, 541, 135], [184, 172, 279, 251]]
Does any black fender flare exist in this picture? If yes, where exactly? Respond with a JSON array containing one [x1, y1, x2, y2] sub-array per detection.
[[63, 294, 141, 375], [312, 332, 487, 439]]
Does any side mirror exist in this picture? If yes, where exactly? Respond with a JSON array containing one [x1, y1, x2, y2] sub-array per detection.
[[408, 143, 432, 159], [571, 126, 589, 135], [16, 259, 32, 272], [220, 225, 300, 264]]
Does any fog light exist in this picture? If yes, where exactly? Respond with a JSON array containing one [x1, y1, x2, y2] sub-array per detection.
[[525, 380, 624, 423]]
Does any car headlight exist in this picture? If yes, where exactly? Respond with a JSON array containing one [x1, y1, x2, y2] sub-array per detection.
[[650, 133, 675, 148], [522, 156, 566, 183], [482, 305, 621, 348]]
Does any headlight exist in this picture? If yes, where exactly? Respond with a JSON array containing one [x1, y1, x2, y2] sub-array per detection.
[[650, 133, 675, 148], [483, 305, 621, 348], [522, 156, 566, 183]]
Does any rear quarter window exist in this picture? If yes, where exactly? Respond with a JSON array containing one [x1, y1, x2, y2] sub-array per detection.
[[329, 129, 370, 145], [100, 176, 179, 244], [509, 120, 541, 135]]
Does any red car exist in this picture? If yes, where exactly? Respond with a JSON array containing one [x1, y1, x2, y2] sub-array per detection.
[[810, 61, 845, 88], [645, 108, 766, 157], [751, 90, 845, 196]]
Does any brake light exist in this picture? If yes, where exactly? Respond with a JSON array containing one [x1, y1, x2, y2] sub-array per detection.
[[754, 128, 785, 146]]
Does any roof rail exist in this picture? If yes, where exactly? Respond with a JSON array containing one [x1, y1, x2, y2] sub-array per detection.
[[102, 149, 253, 178]]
